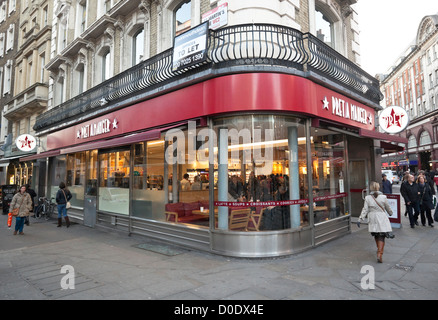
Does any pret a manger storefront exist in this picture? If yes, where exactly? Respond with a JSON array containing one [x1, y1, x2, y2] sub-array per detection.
[[26, 25, 406, 258], [29, 72, 386, 257]]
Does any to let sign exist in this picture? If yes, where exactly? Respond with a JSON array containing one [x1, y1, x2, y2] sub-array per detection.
[[172, 22, 208, 72]]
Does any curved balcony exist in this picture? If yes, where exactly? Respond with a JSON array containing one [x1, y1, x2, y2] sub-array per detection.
[[34, 23, 383, 133]]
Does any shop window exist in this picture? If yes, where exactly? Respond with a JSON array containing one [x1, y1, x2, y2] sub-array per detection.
[[164, 124, 211, 228], [213, 115, 308, 231], [174, 0, 191, 36], [86, 150, 98, 196], [66, 152, 86, 208], [132, 139, 166, 220], [49, 155, 67, 199], [98, 148, 130, 215], [310, 128, 347, 223]]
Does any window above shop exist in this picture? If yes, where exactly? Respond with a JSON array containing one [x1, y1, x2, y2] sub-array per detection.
[[174, 0, 191, 36]]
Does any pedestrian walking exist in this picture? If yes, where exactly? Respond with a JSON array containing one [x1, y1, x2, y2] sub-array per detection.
[[417, 175, 435, 227], [381, 174, 392, 194], [358, 181, 394, 263], [56, 182, 72, 228], [10, 185, 32, 235], [401, 174, 421, 228]]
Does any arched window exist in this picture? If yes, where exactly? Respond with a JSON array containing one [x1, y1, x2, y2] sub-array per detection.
[[77, 63, 85, 94], [102, 50, 110, 81], [174, 0, 191, 36], [420, 131, 432, 146], [408, 135, 417, 148], [132, 28, 145, 65], [315, 8, 334, 48]]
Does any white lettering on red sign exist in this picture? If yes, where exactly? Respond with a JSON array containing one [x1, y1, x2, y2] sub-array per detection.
[[77, 118, 118, 139], [323, 96, 372, 125]]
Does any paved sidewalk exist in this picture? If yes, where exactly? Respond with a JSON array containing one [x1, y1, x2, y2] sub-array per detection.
[[1, 212, 437, 300]]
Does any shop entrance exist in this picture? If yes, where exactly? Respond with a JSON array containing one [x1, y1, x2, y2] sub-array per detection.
[[349, 159, 369, 218]]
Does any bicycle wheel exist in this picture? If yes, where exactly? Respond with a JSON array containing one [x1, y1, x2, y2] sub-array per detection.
[[44, 204, 53, 220], [34, 205, 43, 219]]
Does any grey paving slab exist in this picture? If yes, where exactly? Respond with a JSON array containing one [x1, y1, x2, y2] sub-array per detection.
[[1, 210, 438, 300]]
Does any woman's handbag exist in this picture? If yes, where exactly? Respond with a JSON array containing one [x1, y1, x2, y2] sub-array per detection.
[[10, 196, 25, 216], [11, 207, 19, 216], [62, 189, 71, 209]]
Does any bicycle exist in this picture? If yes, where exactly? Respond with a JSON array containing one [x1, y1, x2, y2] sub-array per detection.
[[34, 197, 56, 221]]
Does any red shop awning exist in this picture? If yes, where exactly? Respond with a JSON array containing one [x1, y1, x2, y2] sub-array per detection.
[[358, 128, 408, 144], [60, 129, 162, 154], [19, 150, 61, 162]]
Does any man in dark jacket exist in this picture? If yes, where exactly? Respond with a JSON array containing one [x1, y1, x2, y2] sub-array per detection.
[[401, 174, 420, 228], [381, 174, 392, 194]]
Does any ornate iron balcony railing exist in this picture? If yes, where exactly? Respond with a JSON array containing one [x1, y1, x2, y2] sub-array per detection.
[[34, 23, 382, 132]]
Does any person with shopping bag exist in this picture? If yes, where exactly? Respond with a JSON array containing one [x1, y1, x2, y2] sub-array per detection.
[[358, 181, 394, 263], [10, 185, 33, 235]]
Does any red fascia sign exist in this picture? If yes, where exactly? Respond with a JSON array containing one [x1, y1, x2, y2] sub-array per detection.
[[47, 73, 376, 150]]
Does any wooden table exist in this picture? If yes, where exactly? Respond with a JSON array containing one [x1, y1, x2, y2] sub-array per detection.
[[300, 206, 328, 212], [192, 209, 218, 217]]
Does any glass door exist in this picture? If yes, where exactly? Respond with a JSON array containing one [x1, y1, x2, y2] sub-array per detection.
[[349, 159, 368, 218]]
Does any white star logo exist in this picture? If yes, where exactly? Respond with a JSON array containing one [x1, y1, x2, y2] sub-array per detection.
[[322, 96, 329, 110], [112, 118, 118, 129]]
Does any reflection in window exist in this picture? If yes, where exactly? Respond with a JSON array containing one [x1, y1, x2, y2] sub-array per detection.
[[86, 150, 98, 196], [213, 115, 308, 231], [315, 9, 334, 48], [66, 152, 86, 208], [310, 128, 347, 223], [419, 131, 431, 146], [174, 0, 191, 36], [102, 50, 110, 81], [132, 28, 144, 65], [98, 149, 130, 215], [132, 140, 166, 220], [164, 125, 211, 227]]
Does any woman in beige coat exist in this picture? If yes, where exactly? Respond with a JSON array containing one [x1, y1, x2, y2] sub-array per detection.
[[358, 181, 394, 263], [10, 185, 33, 235]]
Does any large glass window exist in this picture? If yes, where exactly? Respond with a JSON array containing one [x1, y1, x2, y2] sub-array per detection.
[[86, 150, 98, 196], [98, 148, 130, 215], [132, 139, 166, 220], [310, 128, 348, 223], [163, 124, 211, 228], [66, 152, 86, 208], [213, 115, 308, 231], [49, 155, 67, 199]]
